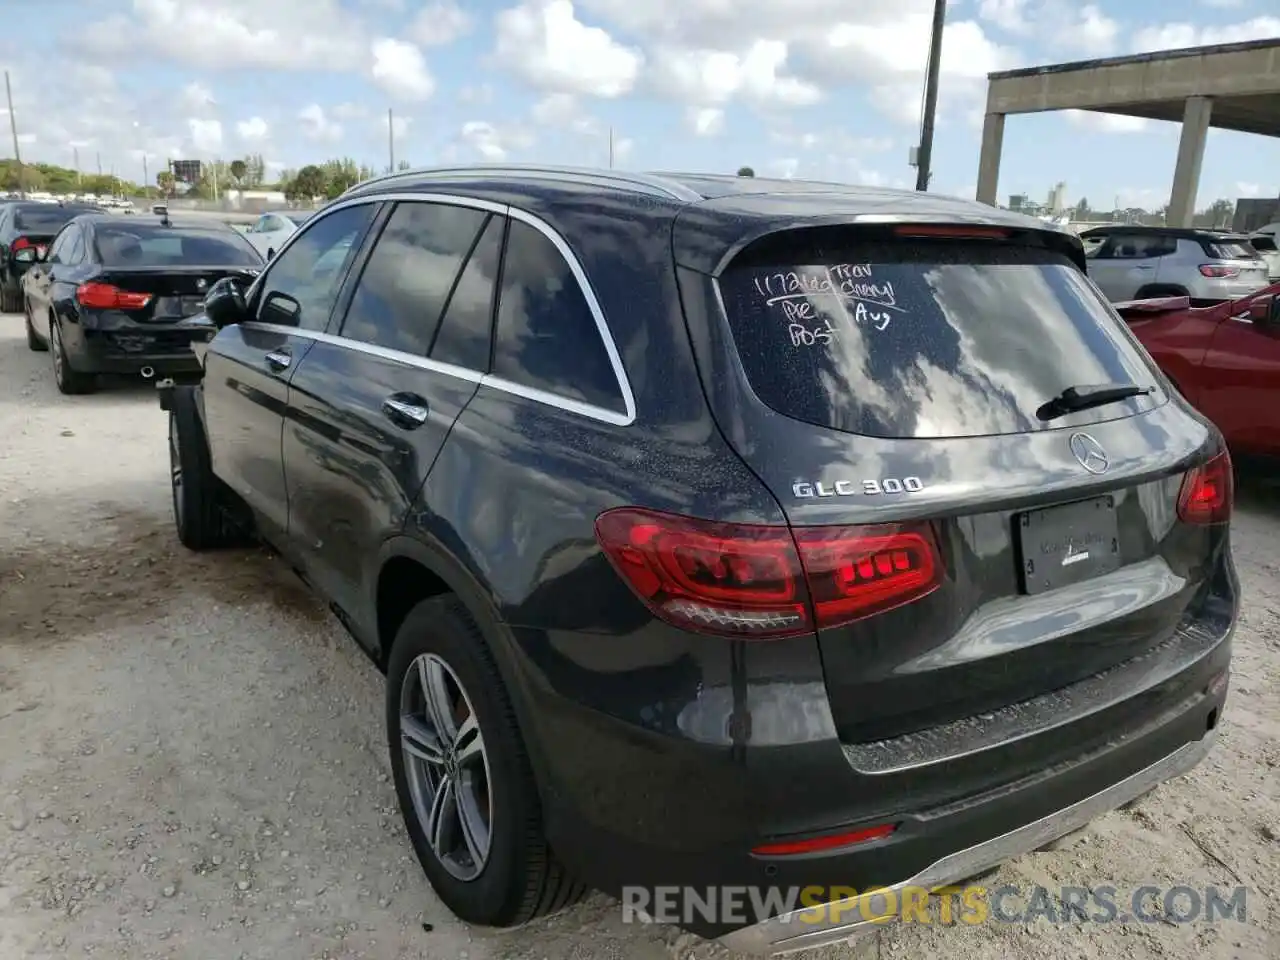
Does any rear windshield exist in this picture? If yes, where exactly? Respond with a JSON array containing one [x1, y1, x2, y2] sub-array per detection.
[[1250, 235, 1277, 252], [1206, 239, 1260, 260], [15, 207, 92, 231], [94, 224, 262, 267], [718, 242, 1160, 439]]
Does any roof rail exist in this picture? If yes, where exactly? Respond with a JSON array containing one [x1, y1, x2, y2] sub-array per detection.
[[340, 164, 703, 203]]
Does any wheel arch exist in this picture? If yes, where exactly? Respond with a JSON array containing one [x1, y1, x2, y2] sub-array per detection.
[[371, 533, 554, 792]]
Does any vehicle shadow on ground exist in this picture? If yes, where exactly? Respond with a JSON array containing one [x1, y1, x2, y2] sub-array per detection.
[[1234, 461, 1280, 519]]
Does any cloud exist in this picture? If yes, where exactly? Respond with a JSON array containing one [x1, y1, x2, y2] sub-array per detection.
[[650, 40, 821, 108], [235, 117, 270, 142], [298, 104, 343, 143], [457, 120, 534, 161], [1065, 110, 1150, 133], [186, 118, 224, 154], [407, 1, 473, 46], [494, 0, 643, 98], [370, 38, 435, 101], [1132, 16, 1280, 52], [687, 106, 725, 136]]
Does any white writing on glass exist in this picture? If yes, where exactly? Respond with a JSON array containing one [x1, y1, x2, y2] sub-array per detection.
[[755, 265, 900, 344]]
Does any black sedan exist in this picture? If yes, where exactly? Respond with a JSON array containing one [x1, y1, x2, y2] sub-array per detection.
[[20, 213, 264, 394], [0, 201, 106, 312]]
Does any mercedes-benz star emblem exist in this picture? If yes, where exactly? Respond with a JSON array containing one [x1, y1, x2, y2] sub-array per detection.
[[1069, 432, 1109, 474]]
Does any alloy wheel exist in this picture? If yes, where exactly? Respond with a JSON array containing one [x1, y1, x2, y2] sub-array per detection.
[[399, 653, 493, 882]]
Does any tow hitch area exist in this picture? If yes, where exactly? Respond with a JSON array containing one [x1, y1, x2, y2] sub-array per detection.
[[156, 377, 176, 412]]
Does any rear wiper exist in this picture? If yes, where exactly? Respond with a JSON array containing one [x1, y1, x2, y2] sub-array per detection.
[[1036, 382, 1154, 421]]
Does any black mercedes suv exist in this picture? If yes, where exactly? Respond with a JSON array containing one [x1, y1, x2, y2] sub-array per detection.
[[161, 165, 1237, 954]]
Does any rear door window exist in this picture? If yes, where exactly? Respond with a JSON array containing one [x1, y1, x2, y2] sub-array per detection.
[[491, 219, 625, 414], [1204, 239, 1261, 260], [717, 241, 1160, 439]]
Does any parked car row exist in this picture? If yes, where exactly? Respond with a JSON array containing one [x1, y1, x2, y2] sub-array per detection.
[[147, 166, 1235, 955], [10, 202, 263, 392]]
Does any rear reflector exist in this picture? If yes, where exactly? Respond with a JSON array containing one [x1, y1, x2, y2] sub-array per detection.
[[893, 225, 1009, 240], [76, 282, 153, 311], [594, 508, 943, 639], [1177, 450, 1233, 525], [752, 823, 897, 857]]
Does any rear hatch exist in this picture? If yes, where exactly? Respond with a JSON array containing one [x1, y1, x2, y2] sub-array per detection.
[[1202, 235, 1271, 292], [675, 211, 1230, 757]]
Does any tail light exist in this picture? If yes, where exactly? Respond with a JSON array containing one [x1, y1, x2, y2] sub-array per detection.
[[1199, 264, 1240, 278], [593, 508, 943, 639], [1177, 450, 1233, 525], [76, 282, 153, 310], [11, 236, 31, 252]]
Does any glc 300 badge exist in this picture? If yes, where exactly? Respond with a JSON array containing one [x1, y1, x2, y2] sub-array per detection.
[[793, 476, 924, 498]]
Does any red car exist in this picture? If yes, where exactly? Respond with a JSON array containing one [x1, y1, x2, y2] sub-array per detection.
[[1116, 284, 1280, 458]]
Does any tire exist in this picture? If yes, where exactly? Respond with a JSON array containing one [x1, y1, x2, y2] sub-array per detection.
[[387, 596, 584, 927], [49, 317, 95, 394], [169, 385, 235, 550], [24, 299, 47, 352], [1, 283, 21, 314]]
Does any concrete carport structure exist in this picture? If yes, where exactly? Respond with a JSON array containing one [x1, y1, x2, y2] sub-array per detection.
[[976, 39, 1280, 226]]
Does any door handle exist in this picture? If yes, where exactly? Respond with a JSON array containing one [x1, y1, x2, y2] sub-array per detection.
[[265, 350, 291, 371], [382, 396, 429, 427]]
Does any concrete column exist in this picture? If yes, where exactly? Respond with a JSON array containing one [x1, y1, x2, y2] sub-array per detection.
[[975, 112, 1005, 207], [1167, 96, 1213, 228]]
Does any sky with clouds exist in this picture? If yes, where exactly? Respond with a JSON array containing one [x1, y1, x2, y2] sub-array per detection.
[[1, 0, 1278, 211]]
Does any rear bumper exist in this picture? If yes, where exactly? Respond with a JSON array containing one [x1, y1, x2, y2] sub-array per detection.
[[61, 322, 206, 375], [719, 728, 1218, 955]]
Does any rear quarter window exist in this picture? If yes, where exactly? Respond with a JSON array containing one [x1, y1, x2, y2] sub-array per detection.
[[717, 241, 1160, 439]]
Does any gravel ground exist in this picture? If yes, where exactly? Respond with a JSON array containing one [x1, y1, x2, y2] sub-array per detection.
[[0, 313, 1276, 960]]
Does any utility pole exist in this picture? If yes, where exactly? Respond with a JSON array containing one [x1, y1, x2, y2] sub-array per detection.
[[914, 0, 947, 192], [4, 71, 24, 197], [96, 151, 102, 176], [73, 147, 82, 186], [608, 127, 614, 169], [388, 108, 395, 172], [143, 154, 149, 198]]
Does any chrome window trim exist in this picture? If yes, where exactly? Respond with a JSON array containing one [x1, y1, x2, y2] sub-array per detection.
[[242, 190, 636, 427]]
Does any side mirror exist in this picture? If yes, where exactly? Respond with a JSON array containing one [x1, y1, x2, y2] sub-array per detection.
[[260, 290, 301, 327], [12, 247, 36, 264], [204, 276, 250, 329]]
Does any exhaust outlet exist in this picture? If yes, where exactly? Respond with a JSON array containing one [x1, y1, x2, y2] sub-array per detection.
[[140, 366, 155, 379]]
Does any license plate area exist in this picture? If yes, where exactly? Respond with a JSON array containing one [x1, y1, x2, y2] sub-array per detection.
[[1018, 495, 1121, 596], [154, 295, 207, 319]]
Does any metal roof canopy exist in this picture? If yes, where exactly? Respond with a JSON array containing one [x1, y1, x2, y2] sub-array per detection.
[[976, 38, 1280, 226]]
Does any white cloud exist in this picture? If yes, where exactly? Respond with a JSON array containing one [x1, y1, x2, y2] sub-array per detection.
[[180, 82, 217, 114], [650, 40, 821, 108], [687, 106, 725, 136], [298, 104, 343, 143], [767, 158, 801, 179], [79, 0, 367, 72], [1133, 16, 1280, 52], [459, 84, 495, 104], [235, 116, 270, 142], [1065, 110, 1150, 133], [978, 1, 1117, 53], [1236, 182, 1279, 197], [494, 0, 643, 98], [383, 112, 412, 140], [458, 120, 533, 161], [370, 38, 435, 101], [531, 93, 582, 126], [186, 118, 223, 154], [407, 1, 473, 46]]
